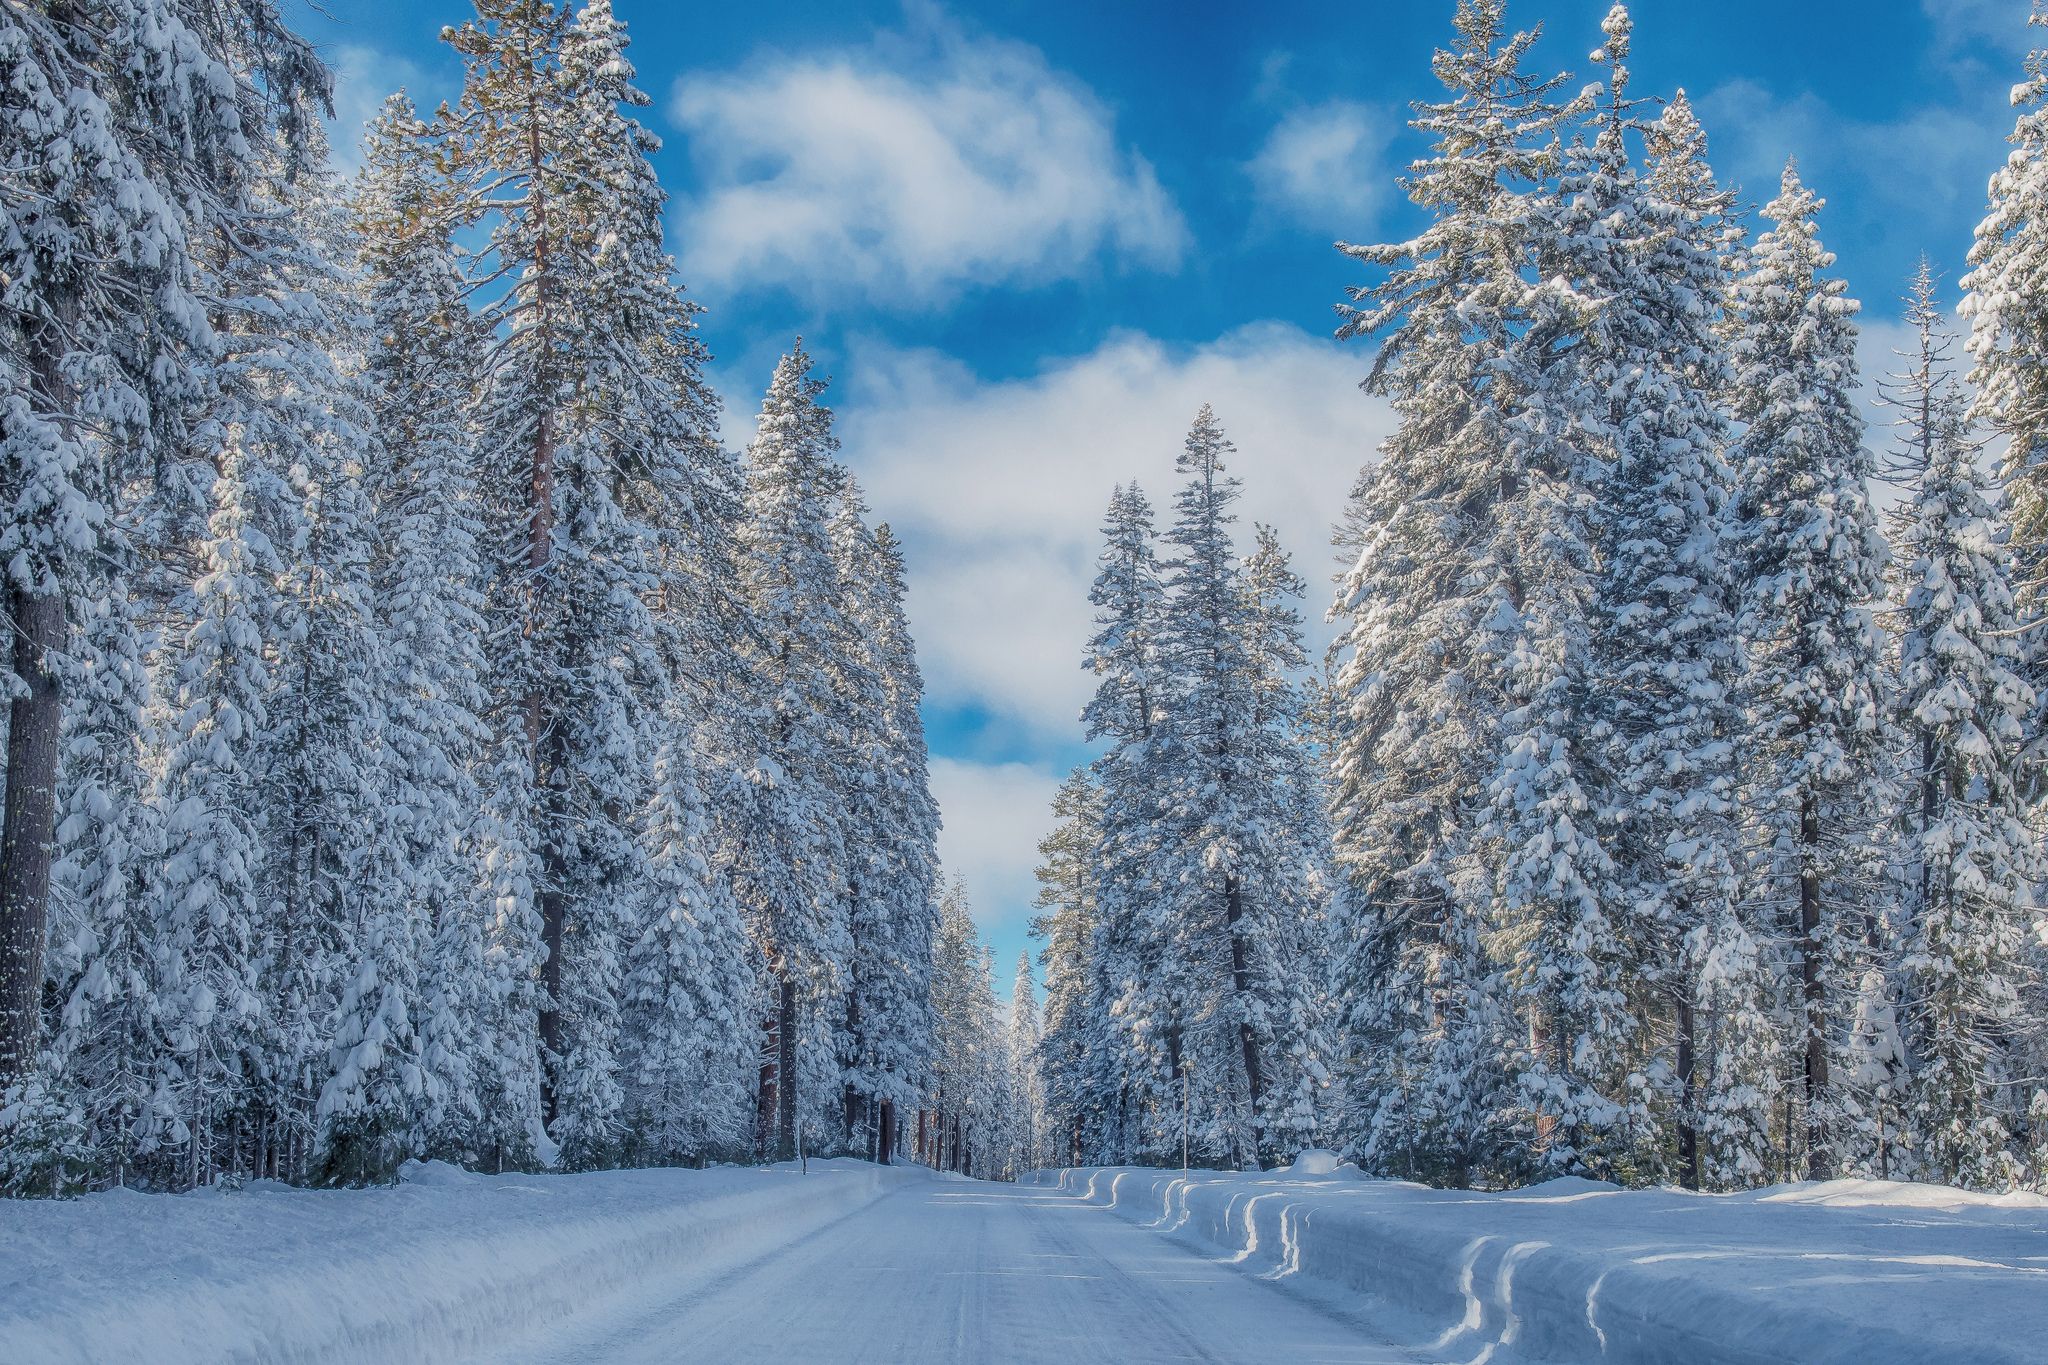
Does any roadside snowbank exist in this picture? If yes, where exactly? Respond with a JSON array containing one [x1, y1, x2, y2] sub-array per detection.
[[1026, 1165, 2048, 1365], [0, 1158, 912, 1365]]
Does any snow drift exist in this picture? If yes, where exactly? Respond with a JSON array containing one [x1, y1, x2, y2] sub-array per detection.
[[1027, 1166, 2048, 1365], [0, 1158, 912, 1365]]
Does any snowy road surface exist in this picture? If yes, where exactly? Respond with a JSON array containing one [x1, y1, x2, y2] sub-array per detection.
[[496, 1176, 1414, 1365]]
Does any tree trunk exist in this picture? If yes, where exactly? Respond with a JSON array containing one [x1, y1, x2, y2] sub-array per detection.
[[1675, 992, 1699, 1191], [1798, 790, 1829, 1181], [776, 975, 797, 1161], [756, 1010, 779, 1160], [878, 1098, 894, 1165], [0, 587, 62, 1084], [1224, 874, 1266, 1165], [535, 746, 568, 1123]]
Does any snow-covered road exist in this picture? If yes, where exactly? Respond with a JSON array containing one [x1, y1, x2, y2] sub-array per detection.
[[499, 1175, 1412, 1365]]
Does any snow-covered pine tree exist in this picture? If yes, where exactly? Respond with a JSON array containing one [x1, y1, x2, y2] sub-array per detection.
[[1884, 266, 2037, 1189], [1007, 954, 1047, 1176], [1237, 524, 1335, 1158], [927, 880, 1014, 1178], [1140, 410, 1332, 1167], [618, 733, 756, 1165], [1032, 767, 1102, 1166], [1470, 9, 1635, 1182], [224, 141, 390, 1185], [1728, 160, 1892, 1182], [1327, 0, 1582, 1187], [1963, 0, 2048, 676], [150, 434, 284, 1188], [43, 579, 175, 1188], [1079, 484, 1169, 1161], [831, 502, 941, 1161], [1629, 84, 1778, 1192], [338, 93, 496, 1171], [469, 735, 550, 1171], [443, 0, 725, 1164], [0, 0, 325, 1105], [727, 346, 855, 1161], [1554, 11, 1750, 1186]]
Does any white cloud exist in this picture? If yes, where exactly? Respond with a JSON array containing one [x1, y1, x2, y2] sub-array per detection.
[[1247, 100, 1396, 230], [325, 44, 434, 173], [1696, 78, 2004, 226], [669, 18, 1184, 307], [928, 757, 1061, 934], [1925, 0, 2037, 59], [838, 322, 1388, 743]]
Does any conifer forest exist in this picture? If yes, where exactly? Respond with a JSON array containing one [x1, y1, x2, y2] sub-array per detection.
[[8, 1, 2048, 1359]]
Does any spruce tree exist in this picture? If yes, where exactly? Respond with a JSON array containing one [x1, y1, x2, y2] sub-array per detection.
[[1328, 0, 1581, 1186], [728, 346, 854, 1161], [1032, 768, 1102, 1165], [1728, 161, 1892, 1181], [1886, 267, 2037, 1188]]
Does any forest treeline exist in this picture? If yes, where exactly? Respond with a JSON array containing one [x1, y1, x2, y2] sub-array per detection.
[[1026, 1, 2048, 1193], [0, 0, 998, 1193], [12, 0, 2048, 1201]]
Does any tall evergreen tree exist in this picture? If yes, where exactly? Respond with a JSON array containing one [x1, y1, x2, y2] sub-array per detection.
[[728, 346, 854, 1161], [1728, 161, 1891, 1181], [0, 0, 326, 1096], [1327, 0, 1582, 1186], [1032, 768, 1102, 1165], [1885, 267, 2038, 1188], [1079, 484, 1169, 1160]]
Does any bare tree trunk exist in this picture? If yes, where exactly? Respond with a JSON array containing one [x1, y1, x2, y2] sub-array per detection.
[[0, 586, 62, 1084], [1675, 992, 1699, 1191], [756, 1009, 779, 1160], [1224, 874, 1266, 1165], [1798, 790, 1830, 1181], [776, 975, 797, 1161]]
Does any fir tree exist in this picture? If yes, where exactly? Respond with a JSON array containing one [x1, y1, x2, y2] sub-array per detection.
[[1886, 266, 2037, 1189], [1328, 0, 1583, 1186], [1728, 161, 1891, 1181]]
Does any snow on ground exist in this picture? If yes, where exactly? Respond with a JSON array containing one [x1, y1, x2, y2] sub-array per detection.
[[7, 1156, 2046, 1364], [0, 1158, 905, 1365], [1028, 1162, 2048, 1365]]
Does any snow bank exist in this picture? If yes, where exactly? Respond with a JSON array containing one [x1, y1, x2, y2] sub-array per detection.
[[1026, 1166, 2048, 1365], [0, 1158, 914, 1365]]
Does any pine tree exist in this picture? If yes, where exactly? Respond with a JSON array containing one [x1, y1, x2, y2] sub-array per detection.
[[0, 0, 326, 1096], [1032, 768, 1102, 1165], [1885, 266, 2037, 1189], [469, 736, 549, 1171], [44, 582, 176, 1186], [618, 734, 756, 1165], [1079, 484, 1169, 1160], [1556, 13, 1751, 1185], [1007, 954, 1047, 1175], [1963, 1, 2048, 637], [1728, 160, 1892, 1182], [345, 93, 497, 1168], [832, 504, 941, 1160], [151, 438, 281, 1187], [1328, 0, 1583, 1186], [728, 346, 855, 1161]]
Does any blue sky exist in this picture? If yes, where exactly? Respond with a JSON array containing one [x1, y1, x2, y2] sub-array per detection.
[[294, 0, 2036, 988]]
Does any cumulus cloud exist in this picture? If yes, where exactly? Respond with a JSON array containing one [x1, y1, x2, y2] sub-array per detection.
[[838, 322, 1387, 743], [668, 17, 1184, 307], [1696, 78, 2004, 227], [928, 758, 1062, 933], [1247, 99, 1396, 230]]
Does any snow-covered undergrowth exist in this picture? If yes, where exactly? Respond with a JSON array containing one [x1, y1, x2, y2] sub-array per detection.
[[0, 1158, 912, 1365], [1027, 1165, 2048, 1365]]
